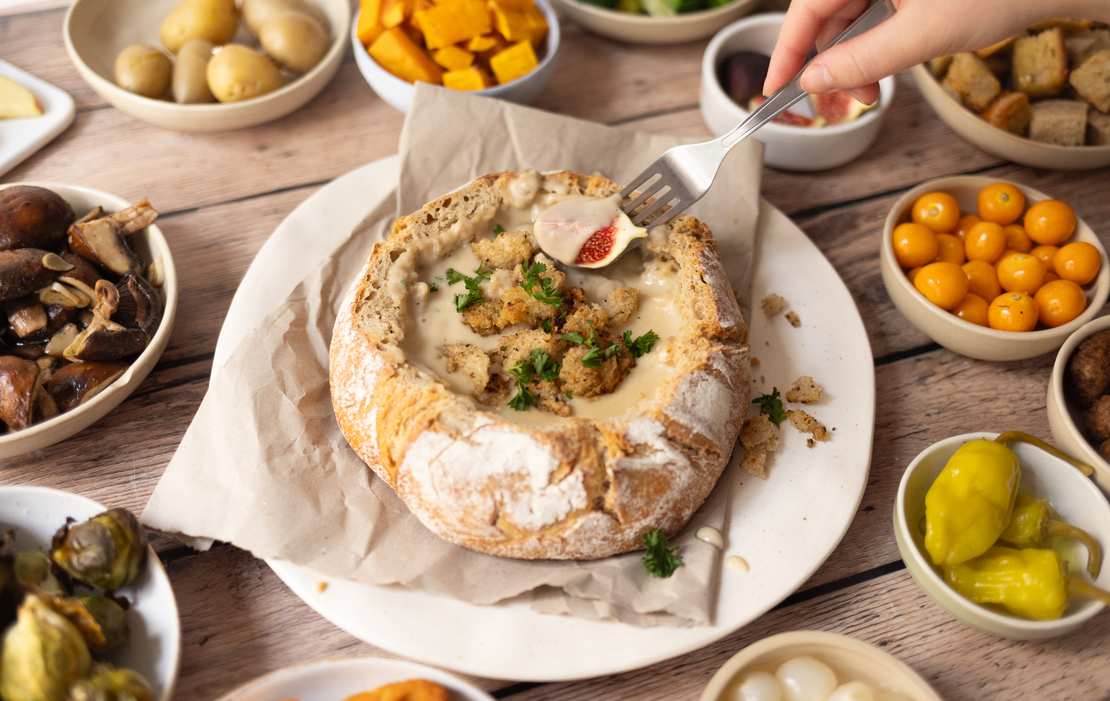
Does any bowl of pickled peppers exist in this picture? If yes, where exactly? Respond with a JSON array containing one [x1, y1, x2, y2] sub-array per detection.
[[895, 431, 1110, 639]]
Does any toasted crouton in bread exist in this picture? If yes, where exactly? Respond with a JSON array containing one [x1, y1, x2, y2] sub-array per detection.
[[603, 286, 640, 327], [471, 229, 535, 270], [442, 343, 492, 395]]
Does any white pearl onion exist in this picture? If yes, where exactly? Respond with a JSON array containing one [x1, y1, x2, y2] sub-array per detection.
[[827, 681, 877, 701], [775, 656, 838, 701], [735, 671, 783, 701]]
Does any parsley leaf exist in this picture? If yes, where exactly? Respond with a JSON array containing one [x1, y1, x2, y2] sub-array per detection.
[[752, 387, 787, 426], [623, 330, 659, 358], [445, 266, 490, 312], [559, 331, 586, 345], [530, 349, 561, 381], [428, 282, 439, 293], [506, 350, 560, 411], [508, 385, 536, 411], [541, 319, 553, 333], [521, 262, 564, 307], [642, 529, 682, 578], [581, 342, 620, 368], [494, 224, 505, 235]]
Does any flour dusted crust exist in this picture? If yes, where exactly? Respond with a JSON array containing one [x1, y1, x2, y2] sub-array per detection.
[[329, 171, 751, 560]]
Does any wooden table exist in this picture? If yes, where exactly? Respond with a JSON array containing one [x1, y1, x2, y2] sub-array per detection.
[[3, 5, 1110, 700]]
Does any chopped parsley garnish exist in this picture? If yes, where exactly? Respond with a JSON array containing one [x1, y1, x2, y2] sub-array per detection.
[[494, 224, 505, 235], [752, 387, 787, 426], [623, 330, 659, 358], [559, 331, 586, 345], [508, 385, 536, 411], [581, 342, 620, 368], [428, 282, 439, 292], [642, 529, 682, 578], [541, 319, 553, 333], [521, 262, 563, 307], [507, 349, 561, 411], [445, 266, 490, 312], [531, 349, 561, 381]]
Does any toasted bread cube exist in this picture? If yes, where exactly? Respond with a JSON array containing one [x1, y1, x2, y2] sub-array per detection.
[[1013, 28, 1069, 97], [489, 40, 538, 84], [981, 91, 1032, 135], [434, 45, 475, 70], [381, 0, 413, 28], [369, 27, 443, 84], [943, 53, 1001, 111], [1029, 99, 1088, 146], [976, 36, 1015, 59], [357, 0, 383, 44], [443, 66, 490, 90], [1088, 108, 1110, 145], [928, 55, 953, 78], [415, 0, 492, 49], [1066, 29, 1110, 66], [1070, 50, 1110, 113], [1030, 17, 1094, 33]]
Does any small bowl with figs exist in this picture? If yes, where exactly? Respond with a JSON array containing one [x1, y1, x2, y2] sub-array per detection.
[[0, 183, 178, 459], [700, 12, 895, 171]]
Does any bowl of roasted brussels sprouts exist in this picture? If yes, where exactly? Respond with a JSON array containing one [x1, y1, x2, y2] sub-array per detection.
[[0, 183, 177, 459], [0, 486, 181, 701], [63, 0, 350, 132]]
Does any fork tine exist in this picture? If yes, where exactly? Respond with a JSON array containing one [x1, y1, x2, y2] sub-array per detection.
[[632, 192, 679, 228], [620, 169, 661, 200], [622, 184, 659, 215]]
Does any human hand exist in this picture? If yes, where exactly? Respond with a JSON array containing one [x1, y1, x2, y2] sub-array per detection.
[[763, 0, 1110, 103]]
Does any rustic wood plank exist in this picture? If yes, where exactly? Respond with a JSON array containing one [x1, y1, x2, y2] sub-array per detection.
[[503, 569, 1110, 700], [0, 9, 103, 109]]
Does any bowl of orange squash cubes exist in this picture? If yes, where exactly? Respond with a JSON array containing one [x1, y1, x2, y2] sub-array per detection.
[[880, 176, 1109, 362], [352, 0, 559, 111]]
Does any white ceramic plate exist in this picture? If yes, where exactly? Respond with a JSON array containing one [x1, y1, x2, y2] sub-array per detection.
[[215, 657, 495, 701], [0, 59, 75, 178], [217, 156, 875, 681], [0, 485, 181, 700]]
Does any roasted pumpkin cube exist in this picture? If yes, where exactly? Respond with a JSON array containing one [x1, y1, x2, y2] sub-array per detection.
[[410, 0, 434, 30], [415, 0, 492, 49], [489, 40, 537, 84], [490, 0, 547, 45], [369, 27, 443, 84], [434, 45, 475, 70], [467, 33, 502, 53], [381, 0, 413, 28], [357, 0, 384, 45], [443, 66, 492, 90]]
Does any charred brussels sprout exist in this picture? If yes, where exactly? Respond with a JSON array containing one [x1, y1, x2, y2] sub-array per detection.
[[50, 510, 147, 591], [13, 550, 67, 596], [67, 664, 155, 701], [41, 595, 129, 652], [0, 595, 92, 701]]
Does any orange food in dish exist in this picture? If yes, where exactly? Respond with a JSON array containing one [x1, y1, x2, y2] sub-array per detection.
[[1024, 199, 1076, 245], [893, 222, 939, 268], [1030, 244, 1059, 268], [345, 679, 450, 701], [1003, 224, 1033, 253], [913, 191, 961, 232], [996, 251, 1046, 293], [964, 221, 1007, 263], [977, 182, 1025, 225], [914, 261, 969, 310], [954, 293, 990, 326], [955, 214, 980, 239], [935, 233, 966, 264], [1034, 279, 1087, 328], [963, 260, 1002, 301], [1053, 241, 1102, 286], [988, 292, 1039, 332]]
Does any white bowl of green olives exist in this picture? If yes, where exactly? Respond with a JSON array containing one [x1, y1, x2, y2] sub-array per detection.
[[63, 0, 350, 132], [0, 486, 181, 701]]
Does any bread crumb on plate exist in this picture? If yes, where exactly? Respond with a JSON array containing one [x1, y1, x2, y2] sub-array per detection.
[[785, 310, 801, 328], [786, 375, 823, 403], [788, 409, 829, 442], [761, 293, 788, 317], [739, 413, 780, 479]]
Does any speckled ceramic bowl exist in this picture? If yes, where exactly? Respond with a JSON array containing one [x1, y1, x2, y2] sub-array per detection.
[[1048, 315, 1110, 494], [895, 432, 1110, 640]]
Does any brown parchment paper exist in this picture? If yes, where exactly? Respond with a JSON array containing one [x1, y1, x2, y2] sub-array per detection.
[[143, 85, 763, 626]]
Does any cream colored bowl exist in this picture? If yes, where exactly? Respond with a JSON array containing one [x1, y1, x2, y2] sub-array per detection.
[[911, 64, 1110, 171], [0, 183, 178, 460], [895, 432, 1110, 641], [1048, 315, 1110, 493], [699, 631, 942, 701], [552, 0, 759, 45], [880, 176, 1110, 361], [64, 0, 350, 132]]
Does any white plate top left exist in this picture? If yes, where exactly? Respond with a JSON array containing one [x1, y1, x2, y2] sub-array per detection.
[[0, 58, 75, 177]]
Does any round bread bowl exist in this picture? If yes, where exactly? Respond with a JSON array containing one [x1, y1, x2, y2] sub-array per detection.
[[911, 64, 1110, 171], [329, 170, 750, 559], [351, 0, 560, 113], [1047, 314, 1110, 494], [64, 0, 350, 132], [0, 182, 178, 460], [551, 0, 759, 45], [699, 631, 942, 701], [880, 176, 1109, 361]]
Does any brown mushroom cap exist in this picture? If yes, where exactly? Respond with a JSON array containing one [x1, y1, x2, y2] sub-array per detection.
[[44, 361, 126, 412], [59, 253, 102, 288], [0, 355, 39, 431], [63, 316, 148, 362], [0, 249, 56, 302], [4, 298, 48, 339], [0, 186, 75, 252], [114, 274, 162, 337]]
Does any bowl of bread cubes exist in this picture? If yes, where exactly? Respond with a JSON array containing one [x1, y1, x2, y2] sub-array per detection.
[[912, 18, 1110, 170], [329, 170, 751, 559]]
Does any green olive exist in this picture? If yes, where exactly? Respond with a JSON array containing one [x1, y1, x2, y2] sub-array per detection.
[[113, 45, 172, 99], [258, 12, 329, 73], [172, 38, 216, 104], [206, 44, 284, 103], [160, 0, 240, 54], [242, 0, 328, 36]]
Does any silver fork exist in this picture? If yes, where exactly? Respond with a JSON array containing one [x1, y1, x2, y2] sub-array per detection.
[[620, 0, 897, 228]]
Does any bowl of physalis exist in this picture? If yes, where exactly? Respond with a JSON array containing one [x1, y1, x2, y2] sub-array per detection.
[[880, 176, 1109, 361], [895, 431, 1110, 640], [351, 0, 559, 112]]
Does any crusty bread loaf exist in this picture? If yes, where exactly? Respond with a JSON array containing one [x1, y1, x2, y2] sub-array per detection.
[[329, 171, 751, 560]]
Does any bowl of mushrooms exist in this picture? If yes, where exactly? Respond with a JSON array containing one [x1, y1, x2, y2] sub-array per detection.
[[0, 183, 177, 459]]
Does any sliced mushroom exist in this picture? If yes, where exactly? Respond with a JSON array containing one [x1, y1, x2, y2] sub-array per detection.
[[40, 252, 74, 273], [0, 355, 39, 431], [109, 199, 158, 235], [38, 282, 89, 309], [44, 361, 126, 412], [31, 362, 57, 422], [62, 316, 147, 362], [114, 274, 162, 337], [57, 276, 97, 306], [6, 339, 45, 361], [74, 206, 105, 226], [60, 253, 101, 287], [0, 186, 75, 252], [44, 305, 76, 335], [44, 323, 80, 357], [0, 249, 55, 302], [93, 279, 120, 320], [67, 218, 142, 276], [4, 298, 48, 339]]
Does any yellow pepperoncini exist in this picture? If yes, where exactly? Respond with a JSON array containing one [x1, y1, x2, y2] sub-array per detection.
[[943, 546, 1110, 621], [925, 439, 1020, 566], [1001, 493, 1104, 578]]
